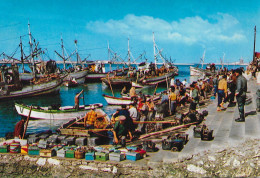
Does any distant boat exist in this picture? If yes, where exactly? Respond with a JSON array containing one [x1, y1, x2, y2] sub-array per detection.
[[55, 37, 88, 84], [190, 50, 216, 76], [15, 103, 103, 120]]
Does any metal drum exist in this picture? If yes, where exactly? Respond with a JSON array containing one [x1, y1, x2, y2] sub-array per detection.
[[10, 142, 21, 153]]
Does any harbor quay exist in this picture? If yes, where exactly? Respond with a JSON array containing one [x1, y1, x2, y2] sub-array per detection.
[[0, 78, 259, 177]]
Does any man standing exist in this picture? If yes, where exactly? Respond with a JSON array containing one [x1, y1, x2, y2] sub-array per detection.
[[14, 118, 26, 139], [217, 75, 227, 111], [74, 90, 84, 110], [235, 68, 247, 122]]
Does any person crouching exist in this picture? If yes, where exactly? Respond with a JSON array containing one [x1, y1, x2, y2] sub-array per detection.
[[112, 115, 133, 147]]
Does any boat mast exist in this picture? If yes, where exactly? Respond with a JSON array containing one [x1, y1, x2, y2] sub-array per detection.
[[201, 50, 206, 69], [107, 41, 112, 71], [61, 35, 66, 70], [74, 39, 79, 64], [20, 36, 25, 73], [28, 21, 36, 77], [253, 26, 256, 63], [153, 32, 157, 68], [127, 38, 131, 68]]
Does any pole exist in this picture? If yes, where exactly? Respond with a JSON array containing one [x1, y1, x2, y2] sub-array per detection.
[[22, 106, 32, 139], [107, 74, 114, 97], [253, 26, 256, 63], [82, 90, 85, 107], [166, 75, 171, 115]]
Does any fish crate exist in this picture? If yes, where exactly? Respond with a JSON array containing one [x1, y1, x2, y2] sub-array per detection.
[[193, 125, 203, 138], [75, 137, 88, 146], [0, 145, 10, 153], [10, 142, 21, 153], [85, 152, 95, 161], [126, 146, 138, 151], [27, 137, 40, 144], [46, 135, 59, 144], [170, 139, 184, 152], [21, 145, 29, 154], [95, 152, 109, 161], [57, 148, 66, 158], [201, 129, 214, 141], [75, 150, 85, 159], [28, 146, 40, 156], [142, 140, 156, 152], [109, 152, 124, 162], [39, 134, 50, 140], [87, 137, 100, 147], [65, 149, 75, 158], [40, 149, 56, 158], [57, 135, 68, 143], [38, 139, 48, 149], [176, 133, 189, 145], [125, 152, 140, 161], [135, 149, 147, 158], [62, 136, 76, 145]]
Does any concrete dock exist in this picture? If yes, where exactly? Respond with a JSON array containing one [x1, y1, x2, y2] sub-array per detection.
[[148, 79, 260, 165]]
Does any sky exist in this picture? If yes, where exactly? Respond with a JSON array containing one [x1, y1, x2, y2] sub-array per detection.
[[0, 0, 260, 64]]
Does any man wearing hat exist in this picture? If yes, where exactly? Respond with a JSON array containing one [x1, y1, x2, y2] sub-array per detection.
[[113, 115, 133, 147], [235, 68, 247, 122]]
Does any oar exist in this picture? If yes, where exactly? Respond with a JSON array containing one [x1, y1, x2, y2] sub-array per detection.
[[22, 105, 32, 139], [107, 73, 114, 97]]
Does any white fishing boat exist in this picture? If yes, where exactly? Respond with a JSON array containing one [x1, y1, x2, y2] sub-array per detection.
[[131, 81, 144, 88], [102, 94, 134, 105], [15, 103, 103, 120], [190, 66, 205, 76], [103, 94, 161, 105]]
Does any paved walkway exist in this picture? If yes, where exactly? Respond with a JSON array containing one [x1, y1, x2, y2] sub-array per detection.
[[148, 79, 260, 165]]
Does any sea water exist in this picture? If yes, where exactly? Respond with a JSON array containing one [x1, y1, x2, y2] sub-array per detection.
[[0, 63, 246, 137]]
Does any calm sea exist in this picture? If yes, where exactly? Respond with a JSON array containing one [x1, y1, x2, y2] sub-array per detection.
[[0, 63, 246, 137]]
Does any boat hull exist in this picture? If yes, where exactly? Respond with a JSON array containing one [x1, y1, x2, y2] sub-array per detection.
[[15, 103, 103, 120], [65, 70, 88, 84], [103, 94, 134, 105], [0, 78, 63, 100]]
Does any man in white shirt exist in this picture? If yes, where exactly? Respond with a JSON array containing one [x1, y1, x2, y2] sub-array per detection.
[[128, 104, 138, 121]]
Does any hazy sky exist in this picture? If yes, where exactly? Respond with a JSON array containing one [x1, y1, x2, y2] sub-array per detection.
[[0, 0, 259, 64]]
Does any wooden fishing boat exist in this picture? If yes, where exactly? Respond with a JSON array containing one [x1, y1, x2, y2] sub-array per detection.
[[0, 65, 64, 100], [103, 94, 161, 105], [15, 103, 103, 120], [101, 76, 133, 88], [64, 69, 88, 84], [64, 78, 78, 87], [57, 108, 111, 136]]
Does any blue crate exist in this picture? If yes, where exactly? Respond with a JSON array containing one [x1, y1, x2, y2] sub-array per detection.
[[85, 152, 95, 161]]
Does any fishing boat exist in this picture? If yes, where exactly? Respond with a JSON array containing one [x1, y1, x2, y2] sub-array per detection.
[[15, 103, 103, 120], [64, 77, 78, 87], [55, 37, 88, 84], [190, 50, 216, 76], [103, 93, 161, 105], [0, 63, 64, 100], [57, 108, 110, 136]]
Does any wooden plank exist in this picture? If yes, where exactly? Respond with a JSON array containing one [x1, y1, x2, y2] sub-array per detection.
[[59, 129, 90, 136]]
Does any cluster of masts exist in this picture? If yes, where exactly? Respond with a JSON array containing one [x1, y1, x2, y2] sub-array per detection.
[[0, 22, 174, 75]]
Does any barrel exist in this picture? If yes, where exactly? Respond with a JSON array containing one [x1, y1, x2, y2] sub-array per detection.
[[10, 142, 21, 153], [75, 150, 85, 159]]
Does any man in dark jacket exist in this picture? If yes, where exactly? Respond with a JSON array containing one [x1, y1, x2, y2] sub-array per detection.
[[14, 118, 26, 139], [235, 68, 247, 122]]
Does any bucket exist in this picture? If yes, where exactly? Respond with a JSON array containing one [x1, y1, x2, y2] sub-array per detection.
[[10, 142, 21, 153]]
